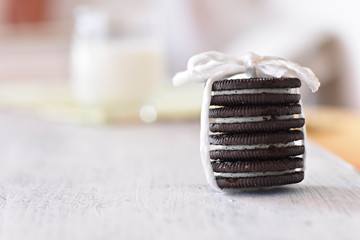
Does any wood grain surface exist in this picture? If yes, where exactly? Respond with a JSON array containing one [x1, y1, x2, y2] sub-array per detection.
[[0, 110, 359, 240]]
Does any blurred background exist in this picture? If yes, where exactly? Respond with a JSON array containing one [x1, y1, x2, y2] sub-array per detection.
[[0, 0, 360, 122], [1, 0, 360, 169]]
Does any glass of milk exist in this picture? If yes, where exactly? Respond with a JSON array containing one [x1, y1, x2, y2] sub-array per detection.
[[70, 7, 165, 115]]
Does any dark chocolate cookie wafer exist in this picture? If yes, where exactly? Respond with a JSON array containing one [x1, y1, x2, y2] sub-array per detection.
[[210, 146, 304, 161], [209, 130, 304, 145], [209, 104, 302, 118], [212, 157, 303, 173], [212, 77, 301, 90], [216, 172, 304, 189], [210, 119, 305, 133], [210, 93, 301, 106]]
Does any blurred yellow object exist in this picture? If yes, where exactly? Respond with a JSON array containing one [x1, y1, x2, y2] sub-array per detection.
[[0, 82, 203, 124], [305, 106, 360, 171], [0, 84, 109, 124]]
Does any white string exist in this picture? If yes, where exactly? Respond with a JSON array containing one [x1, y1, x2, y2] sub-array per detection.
[[173, 51, 320, 92]]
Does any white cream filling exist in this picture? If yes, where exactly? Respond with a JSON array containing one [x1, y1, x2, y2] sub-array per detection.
[[214, 168, 304, 178], [211, 88, 299, 96], [209, 114, 301, 124], [210, 140, 304, 151]]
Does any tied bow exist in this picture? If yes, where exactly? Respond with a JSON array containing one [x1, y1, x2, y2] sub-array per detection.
[[173, 51, 320, 92]]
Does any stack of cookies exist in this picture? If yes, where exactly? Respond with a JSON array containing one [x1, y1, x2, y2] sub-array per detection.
[[208, 77, 305, 189]]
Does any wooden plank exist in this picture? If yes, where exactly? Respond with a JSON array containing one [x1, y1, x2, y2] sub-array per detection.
[[306, 106, 360, 170], [0, 111, 359, 240]]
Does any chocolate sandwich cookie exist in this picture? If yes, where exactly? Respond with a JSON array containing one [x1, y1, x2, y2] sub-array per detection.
[[209, 130, 304, 160], [212, 158, 304, 188], [210, 77, 301, 106], [209, 77, 305, 189], [209, 104, 305, 133]]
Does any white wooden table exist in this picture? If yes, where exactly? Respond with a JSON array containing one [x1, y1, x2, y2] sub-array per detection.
[[0, 110, 359, 240]]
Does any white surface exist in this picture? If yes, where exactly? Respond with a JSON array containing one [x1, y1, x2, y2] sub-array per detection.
[[0, 111, 360, 240]]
